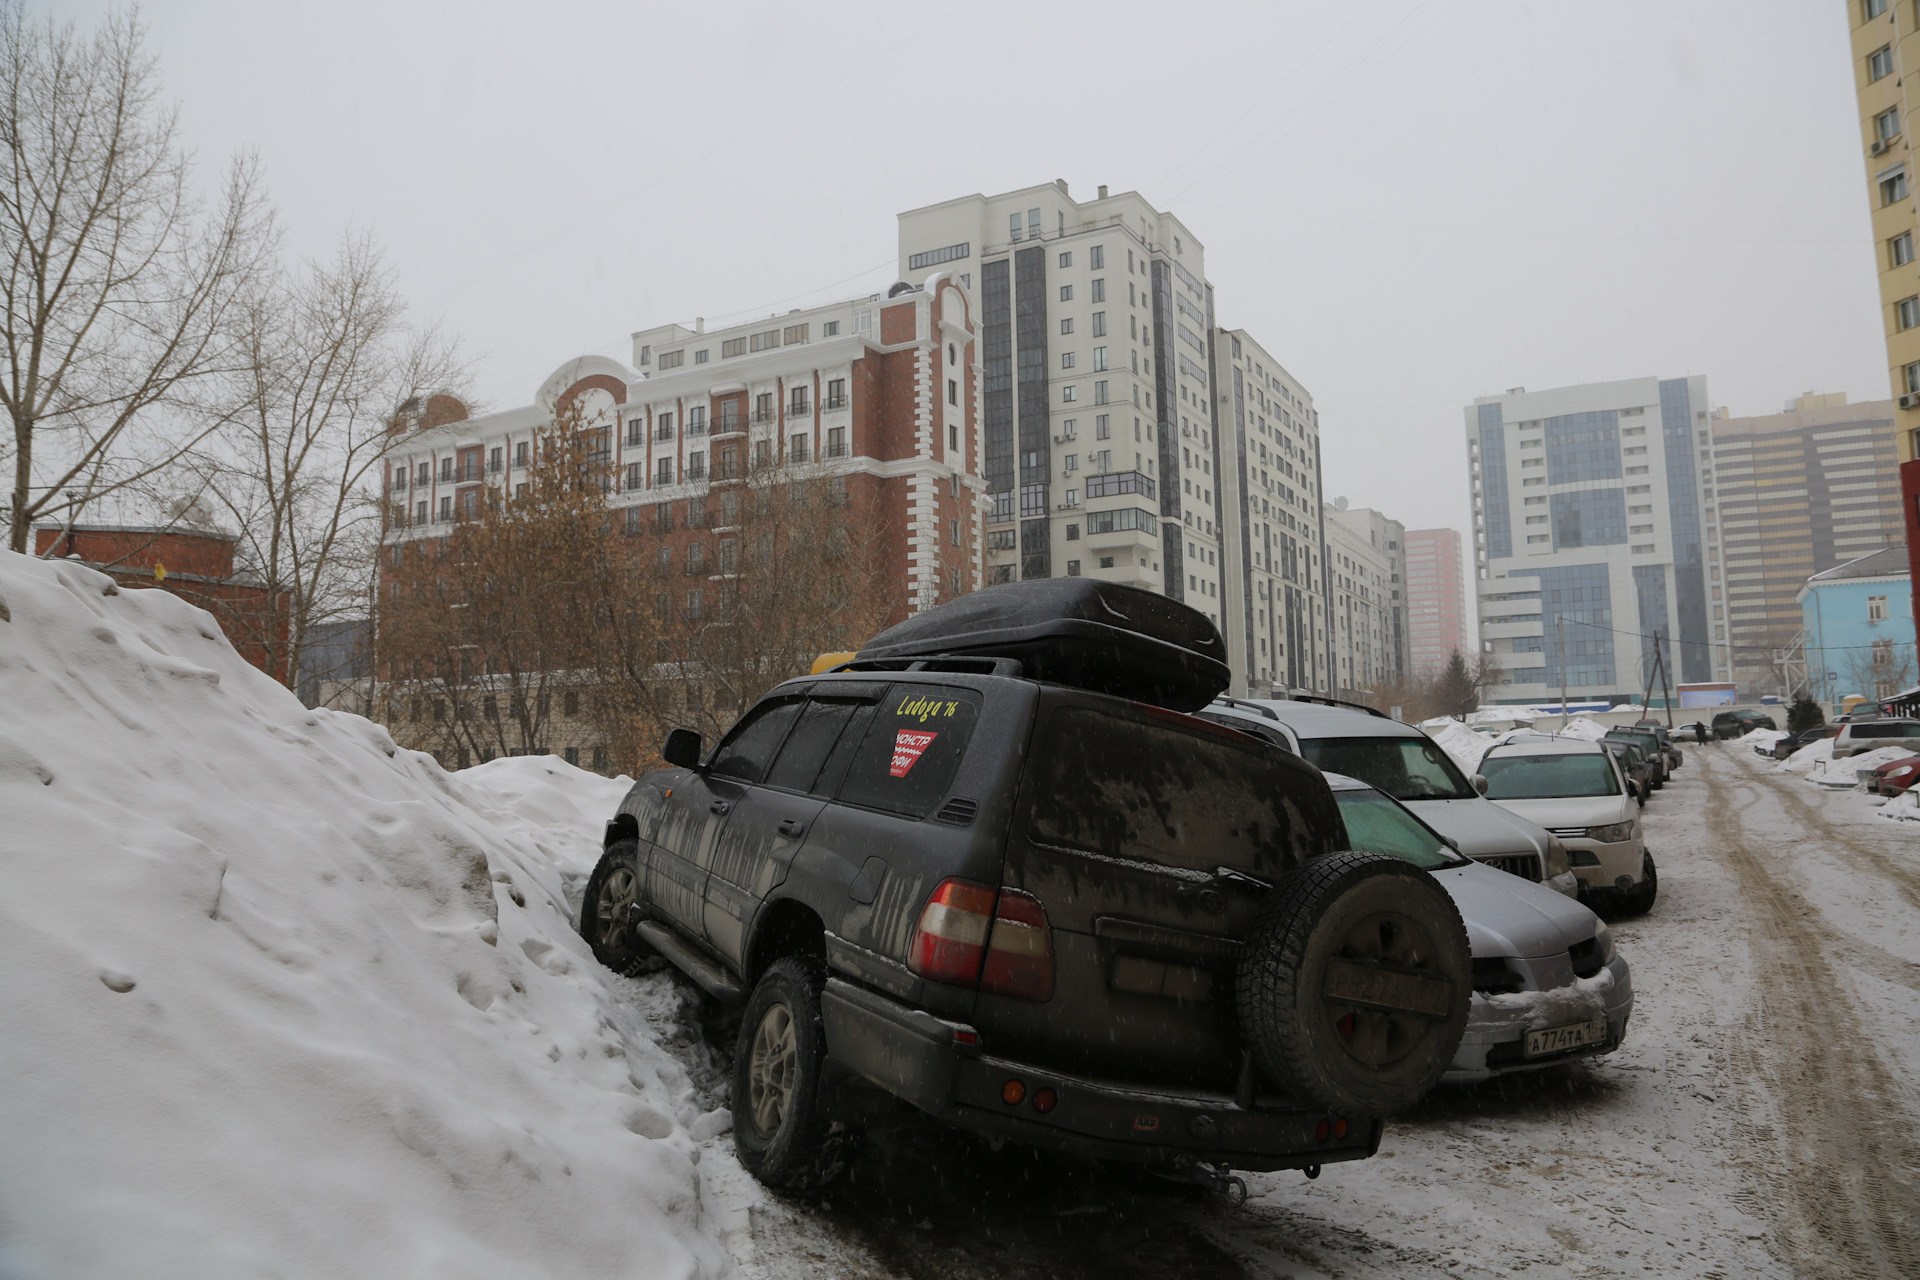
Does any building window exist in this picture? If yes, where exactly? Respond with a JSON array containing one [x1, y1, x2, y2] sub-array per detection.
[[908, 242, 969, 270], [1883, 169, 1908, 204], [657, 412, 675, 440], [754, 439, 772, 469], [1066, 559, 1081, 576], [948, 378, 957, 405], [1867, 0, 1887, 16], [625, 418, 643, 445], [1871, 45, 1895, 81], [1058, 251, 1072, 268], [1089, 245, 1104, 269], [783, 323, 809, 345], [1094, 380, 1109, 404], [1096, 414, 1111, 440], [1065, 523, 1080, 541], [695, 349, 709, 364], [1092, 311, 1106, 337], [722, 337, 747, 358], [1059, 284, 1073, 302], [438, 496, 452, 522], [790, 433, 810, 463], [790, 388, 810, 416], [1009, 212, 1023, 243], [827, 426, 846, 457], [949, 518, 960, 546], [1093, 347, 1108, 371], [989, 528, 1017, 551], [825, 378, 847, 409], [1899, 295, 1920, 329], [1896, 232, 1914, 267], [1028, 208, 1040, 238], [1062, 385, 1077, 402], [1061, 351, 1076, 369], [1905, 360, 1920, 393], [822, 321, 839, 337], [749, 330, 779, 353], [1090, 279, 1105, 303], [1060, 317, 1074, 335], [1099, 556, 1115, 569], [1879, 107, 1903, 142], [1063, 453, 1078, 471], [626, 462, 644, 491], [655, 457, 673, 485], [657, 350, 684, 370], [1870, 594, 1890, 621]]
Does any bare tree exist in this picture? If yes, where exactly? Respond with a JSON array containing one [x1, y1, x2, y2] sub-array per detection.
[[195, 230, 462, 690], [0, 2, 274, 551], [1841, 639, 1916, 703]]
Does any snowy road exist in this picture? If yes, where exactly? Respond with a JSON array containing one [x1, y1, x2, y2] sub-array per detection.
[[694, 741, 1920, 1280]]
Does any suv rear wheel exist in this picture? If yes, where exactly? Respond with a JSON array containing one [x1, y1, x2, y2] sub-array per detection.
[[732, 956, 848, 1189], [580, 840, 665, 976], [1236, 851, 1471, 1116]]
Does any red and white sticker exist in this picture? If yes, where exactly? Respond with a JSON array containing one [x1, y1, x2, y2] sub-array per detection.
[[890, 730, 939, 777]]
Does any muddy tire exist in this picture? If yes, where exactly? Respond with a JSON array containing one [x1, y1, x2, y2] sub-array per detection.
[[579, 840, 665, 976], [1235, 851, 1471, 1116], [733, 956, 847, 1190], [1617, 850, 1658, 917]]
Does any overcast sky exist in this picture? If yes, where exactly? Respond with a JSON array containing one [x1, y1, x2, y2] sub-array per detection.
[[52, 0, 1884, 541]]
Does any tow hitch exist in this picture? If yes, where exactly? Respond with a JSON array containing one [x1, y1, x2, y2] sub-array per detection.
[[1167, 1155, 1249, 1206]]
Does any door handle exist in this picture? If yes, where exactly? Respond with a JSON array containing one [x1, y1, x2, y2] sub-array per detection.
[[778, 819, 805, 837], [710, 800, 730, 815]]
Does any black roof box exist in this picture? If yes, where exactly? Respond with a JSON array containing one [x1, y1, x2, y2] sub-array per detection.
[[854, 579, 1229, 712]]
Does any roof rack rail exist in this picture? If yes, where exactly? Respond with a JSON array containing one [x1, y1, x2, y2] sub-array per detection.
[[1280, 692, 1391, 719], [1207, 694, 1281, 721], [829, 655, 1025, 678]]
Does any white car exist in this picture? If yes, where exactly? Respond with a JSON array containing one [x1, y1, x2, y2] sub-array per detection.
[[1478, 739, 1656, 916]]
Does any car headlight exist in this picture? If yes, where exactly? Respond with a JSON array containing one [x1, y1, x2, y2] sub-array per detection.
[[1587, 820, 1635, 844], [1543, 836, 1571, 879], [1590, 919, 1616, 966]]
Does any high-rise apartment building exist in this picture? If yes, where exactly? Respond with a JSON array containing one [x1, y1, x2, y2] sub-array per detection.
[[1468, 377, 1722, 705], [1327, 504, 1408, 689], [1707, 393, 1903, 694], [1323, 502, 1400, 697], [896, 181, 1336, 696], [1404, 528, 1471, 677], [1849, 0, 1920, 629], [1214, 328, 1327, 695]]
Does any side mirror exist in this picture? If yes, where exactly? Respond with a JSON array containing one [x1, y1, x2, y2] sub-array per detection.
[[1472, 774, 1489, 796], [661, 727, 704, 770], [1441, 835, 1462, 853], [1626, 780, 1640, 798]]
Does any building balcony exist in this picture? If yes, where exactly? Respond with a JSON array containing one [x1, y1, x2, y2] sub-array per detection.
[[825, 441, 849, 459], [787, 402, 812, 419], [822, 395, 848, 411], [751, 409, 777, 425]]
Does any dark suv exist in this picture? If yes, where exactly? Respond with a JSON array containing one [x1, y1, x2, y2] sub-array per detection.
[[578, 581, 1472, 1190], [1711, 708, 1777, 740]]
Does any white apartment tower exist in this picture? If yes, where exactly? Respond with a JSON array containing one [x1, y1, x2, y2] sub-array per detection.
[[897, 181, 1336, 695]]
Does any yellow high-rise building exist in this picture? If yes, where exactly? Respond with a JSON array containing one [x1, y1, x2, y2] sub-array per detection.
[[1850, 0, 1920, 624]]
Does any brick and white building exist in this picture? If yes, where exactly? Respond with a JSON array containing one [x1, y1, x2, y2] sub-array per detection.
[[381, 277, 981, 624]]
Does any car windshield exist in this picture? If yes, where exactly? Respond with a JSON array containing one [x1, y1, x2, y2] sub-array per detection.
[[1300, 735, 1477, 801], [1333, 790, 1464, 870], [1481, 753, 1621, 799]]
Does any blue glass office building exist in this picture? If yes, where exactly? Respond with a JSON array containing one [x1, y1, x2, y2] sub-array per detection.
[[1467, 377, 1722, 704]]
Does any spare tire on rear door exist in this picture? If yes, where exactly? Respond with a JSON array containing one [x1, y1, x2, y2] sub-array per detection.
[[1236, 851, 1471, 1115]]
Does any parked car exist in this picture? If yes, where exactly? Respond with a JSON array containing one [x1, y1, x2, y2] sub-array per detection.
[[579, 580, 1474, 1191], [1712, 709, 1778, 739], [1766, 725, 1839, 760], [1603, 728, 1668, 789], [1866, 754, 1920, 795], [1199, 698, 1578, 898], [1831, 717, 1920, 758], [1600, 739, 1653, 804], [1631, 720, 1685, 771], [1476, 740, 1656, 915], [1322, 772, 1634, 1080]]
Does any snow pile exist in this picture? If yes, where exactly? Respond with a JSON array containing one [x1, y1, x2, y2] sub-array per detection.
[[1806, 745, 1920, 788], [1424, 719, 1493, 775], [1778, 736, 1836, 775], [1877, 787, 1920, 821], [1558, 716, 1610, 742], [0, 552, 738, 1280]]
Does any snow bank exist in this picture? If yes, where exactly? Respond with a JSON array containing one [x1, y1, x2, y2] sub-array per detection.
[[1424, 720, 1493, 775], [1743, 728, 1788, 753], [1806, 744, 1920, 788], [1778, 736, 1836, 775], [1558, 715, 1610, 742], [0, 552, 734, 1280], [1877, 787, 1920, 821]]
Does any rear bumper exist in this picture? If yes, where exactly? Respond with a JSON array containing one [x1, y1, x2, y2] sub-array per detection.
[[820, 977, 1379, 1172]]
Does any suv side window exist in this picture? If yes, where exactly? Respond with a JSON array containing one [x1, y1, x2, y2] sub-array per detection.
[[763, 683, 889, 794], [834, 684, 982, 818], [708, 696, 806, 782]]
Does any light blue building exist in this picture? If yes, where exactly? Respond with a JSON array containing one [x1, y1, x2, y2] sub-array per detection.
[[1798, 545, 1914, 710], [1467, 377, 1725, 705]]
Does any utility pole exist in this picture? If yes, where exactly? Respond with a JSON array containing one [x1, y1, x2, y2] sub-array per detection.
[[1556, 614, 1569, 730]]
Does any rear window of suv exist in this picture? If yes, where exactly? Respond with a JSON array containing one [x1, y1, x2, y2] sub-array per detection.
[[1298, 735, 1477, 801], [1851, 722, 1920, 738], [833, 684, 982, 819]]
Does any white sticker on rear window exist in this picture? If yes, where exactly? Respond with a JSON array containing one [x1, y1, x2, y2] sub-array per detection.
[[891, 730, 938, 777]]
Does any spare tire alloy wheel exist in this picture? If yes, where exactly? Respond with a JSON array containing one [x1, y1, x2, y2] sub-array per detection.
[[1236, 851, 1472, 1116], [733, 957, 840, 1189], [579, 840, 662, 976]]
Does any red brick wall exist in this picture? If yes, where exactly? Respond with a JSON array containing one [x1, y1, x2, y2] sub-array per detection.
[[34, 527, 236, 579], [880, 302, 916, 346]]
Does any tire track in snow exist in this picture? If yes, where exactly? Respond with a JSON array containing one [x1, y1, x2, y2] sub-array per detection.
[[1698, 748, 1920, 1279]]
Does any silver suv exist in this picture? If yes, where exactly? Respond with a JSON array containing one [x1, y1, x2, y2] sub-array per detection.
[[1832, 718, 1920, 758], [1200, 697, 1578, 897]]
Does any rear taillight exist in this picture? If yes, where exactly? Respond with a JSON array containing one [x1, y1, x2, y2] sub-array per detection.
[[980, 888, 1054, 1001], [907, 878, 1054, 1001]]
